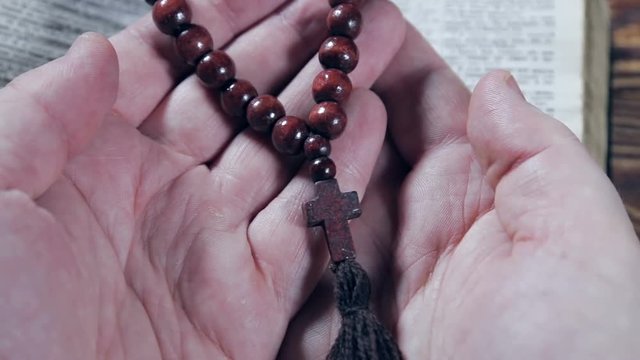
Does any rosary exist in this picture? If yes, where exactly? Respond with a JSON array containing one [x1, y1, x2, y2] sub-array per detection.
[[146, 0, 401, 358]]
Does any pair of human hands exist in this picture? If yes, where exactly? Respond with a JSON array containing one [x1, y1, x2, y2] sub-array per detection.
[[1, 0, 639, 359]]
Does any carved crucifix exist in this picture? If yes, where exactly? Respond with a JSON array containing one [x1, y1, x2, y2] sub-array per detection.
[[303, 179, 362, 263]]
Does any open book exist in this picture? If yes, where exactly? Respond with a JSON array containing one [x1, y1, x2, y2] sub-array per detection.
[[393, 0, 611, 168]]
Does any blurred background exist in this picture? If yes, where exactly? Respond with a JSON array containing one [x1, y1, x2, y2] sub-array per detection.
[[0, 0, 146, 85], [609, 0, 640, 234]]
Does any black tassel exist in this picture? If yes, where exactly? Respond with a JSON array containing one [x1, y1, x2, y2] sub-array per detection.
[[327, 259, 402, 360]]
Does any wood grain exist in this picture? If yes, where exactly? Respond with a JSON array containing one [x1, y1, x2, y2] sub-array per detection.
[[610, 0, 640, 233], [0, 0, 146, 86]]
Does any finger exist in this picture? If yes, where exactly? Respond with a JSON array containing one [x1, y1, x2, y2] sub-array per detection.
[[174, 1, 404, 343], [372, 25, 485, 312], [110, 0, 288, 124], [281, 0, 406, 119], [249, 90, 389, 314], [0, 33, 118, 198], [279, 142, 410, 359], [138, 0, 329, 162], [209, 0, 406, 232], [468, 70, 637, 246], [244, 1, 406, 317], [374, 25, 471, 165], [165, 90, 389, 359]]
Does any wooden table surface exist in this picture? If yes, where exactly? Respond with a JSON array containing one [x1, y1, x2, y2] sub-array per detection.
[[610, 0, 640, 233]]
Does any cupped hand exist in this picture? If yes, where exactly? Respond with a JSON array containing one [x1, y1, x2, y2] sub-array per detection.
[[0, 0, 406, 358], [280, 25, 640, 359]]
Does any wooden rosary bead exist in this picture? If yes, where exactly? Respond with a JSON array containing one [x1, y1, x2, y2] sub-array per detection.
[[272, 116, 309, 155], [312, 69, 353, 103], [308, 101, 347, 140], [197, 51, 236, 88], [221, 79, 258, 118], [310, 157, 337, 181], [329, 0, 364, 7], [152, 0, 192, 36], [304, 134, 332, 160], [246, 95, 285, 132], [327, 4, 362, 39], [176, 25, 213, 66], [319, 36, 359, 74]]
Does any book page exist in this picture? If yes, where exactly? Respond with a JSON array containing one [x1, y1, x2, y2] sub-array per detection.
[[393, 0, 586, 140]]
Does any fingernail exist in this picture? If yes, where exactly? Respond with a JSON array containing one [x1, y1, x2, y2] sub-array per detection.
[[67, 32, 98, 55], [504, 74, 526, 100]]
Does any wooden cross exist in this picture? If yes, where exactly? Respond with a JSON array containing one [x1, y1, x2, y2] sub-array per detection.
[[303, 179, 362, 262]]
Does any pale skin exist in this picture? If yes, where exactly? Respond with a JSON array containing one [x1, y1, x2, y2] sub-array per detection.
[[0, 0, 639, 359]]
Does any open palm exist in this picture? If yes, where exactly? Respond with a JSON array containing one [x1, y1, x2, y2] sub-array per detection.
[[280, 25, 640, 360], [1, 1, 639, 360]]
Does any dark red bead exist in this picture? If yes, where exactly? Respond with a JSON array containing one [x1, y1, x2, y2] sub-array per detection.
[[272, 116, 309, 155], [308, 102, 348, 140], [175, 25, 213, 66], [304, 134, 332, 160], [312, 69, 352, 103], [327, 4, 362, 39], [246, 95, 285, 132], [319, 36, 359, 74], [220, 79, 258, 118], [329, 0, 364, 7], [152, 0, 192, 36], [310, 157, 337, 181], [197, 51, 236, 89]]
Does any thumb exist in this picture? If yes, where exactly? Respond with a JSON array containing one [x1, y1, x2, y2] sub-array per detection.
[[467, 70, 637, 247], [0, 33, 118, 198]]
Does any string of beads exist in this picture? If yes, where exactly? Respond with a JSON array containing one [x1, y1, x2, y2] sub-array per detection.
[[148, 0, 363, 184], [143, 0, 402, 358]]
